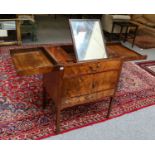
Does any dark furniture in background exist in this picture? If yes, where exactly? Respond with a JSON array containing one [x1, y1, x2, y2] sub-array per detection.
[[0, 14, 37, 45], [0, 18, 21, 46], [20, 20, 37, 41], [0, 14, 16, 19], [17, 15, 37, 41], [112, 22, 138, 47]]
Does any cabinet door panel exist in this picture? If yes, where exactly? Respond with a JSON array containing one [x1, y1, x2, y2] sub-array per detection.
[[92, 71, 119, 92], [63, 75, 93, 98]]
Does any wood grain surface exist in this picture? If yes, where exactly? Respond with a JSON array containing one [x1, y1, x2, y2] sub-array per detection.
[[10, 43, 147, 133]]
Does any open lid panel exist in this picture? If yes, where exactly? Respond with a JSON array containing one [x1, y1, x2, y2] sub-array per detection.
[[10, 47, 58, 76], [10, 43, 147, 76], [106, 43, 147, 61], [10, 45, 76, 76]]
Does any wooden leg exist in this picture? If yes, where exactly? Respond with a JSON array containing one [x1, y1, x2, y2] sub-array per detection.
[[56, 107, 61, 134], [16, 20, 22, 45], [124, 26, 129, 42], [132, 27, 138, 47], [106, 97, 113, 118]]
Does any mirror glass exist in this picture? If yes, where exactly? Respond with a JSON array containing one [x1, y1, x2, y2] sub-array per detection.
[[69, 19, 108, 61]]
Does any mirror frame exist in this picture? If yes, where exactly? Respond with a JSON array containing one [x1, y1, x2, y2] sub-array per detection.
[[69, 19, 108, 62]]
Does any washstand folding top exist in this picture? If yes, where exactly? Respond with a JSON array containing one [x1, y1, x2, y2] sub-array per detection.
[[10, 19, 147, 133]]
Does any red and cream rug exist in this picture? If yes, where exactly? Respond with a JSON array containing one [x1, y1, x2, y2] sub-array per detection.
[[137, 61, 155, 77], [1, 45, 155, 140]]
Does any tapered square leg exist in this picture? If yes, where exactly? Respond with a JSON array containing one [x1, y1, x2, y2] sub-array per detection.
[[106, 97, 113, 118], [56, 107, 61, 134]]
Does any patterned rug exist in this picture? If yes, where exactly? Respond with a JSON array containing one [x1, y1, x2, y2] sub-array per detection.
[[137, 61, 155, 77], [1, 45, 155, 140]]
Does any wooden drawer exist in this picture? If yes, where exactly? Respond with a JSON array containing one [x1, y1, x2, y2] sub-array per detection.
[[64, 59, 121, 78], [62, 89, 115, 109]]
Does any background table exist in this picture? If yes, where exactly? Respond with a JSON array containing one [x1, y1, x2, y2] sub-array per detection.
[[112, 21, 138, 47]]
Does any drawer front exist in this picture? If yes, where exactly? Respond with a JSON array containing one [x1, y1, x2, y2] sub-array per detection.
[[62, 89, 115, 108], [64, 60, 121, 78], [63, 68, 120, 99]]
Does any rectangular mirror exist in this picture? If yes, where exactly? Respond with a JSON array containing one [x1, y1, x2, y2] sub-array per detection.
[[69, 19, 108, 62]]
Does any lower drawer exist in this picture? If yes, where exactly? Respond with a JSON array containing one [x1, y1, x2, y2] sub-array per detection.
[[62, 89, 115, 109]]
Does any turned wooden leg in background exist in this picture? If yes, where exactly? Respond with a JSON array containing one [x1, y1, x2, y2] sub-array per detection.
[[106, 96, 114, 118]]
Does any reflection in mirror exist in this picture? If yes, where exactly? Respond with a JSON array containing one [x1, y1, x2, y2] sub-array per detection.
[[69, 19, 107, 61]]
